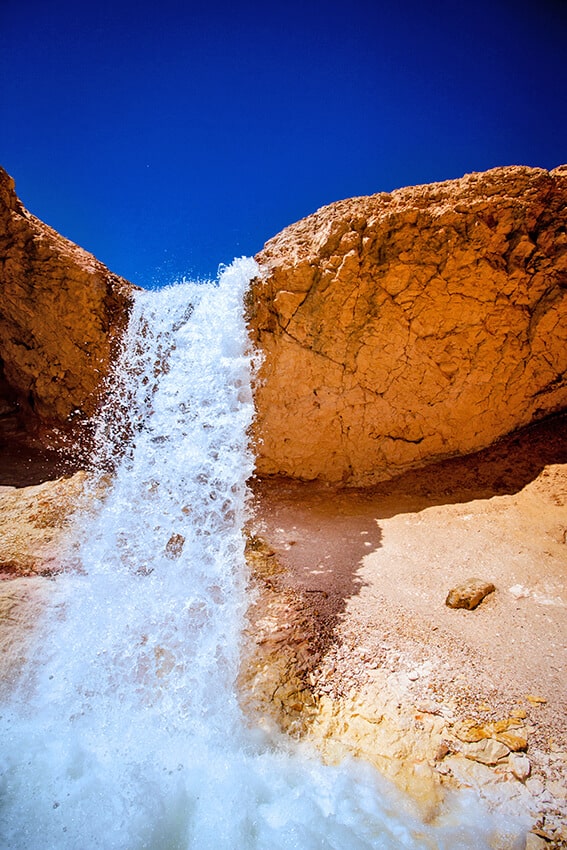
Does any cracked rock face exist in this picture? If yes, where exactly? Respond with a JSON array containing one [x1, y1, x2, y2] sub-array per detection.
[[0, 166, 134, 442], [250, 165, 567, 484]]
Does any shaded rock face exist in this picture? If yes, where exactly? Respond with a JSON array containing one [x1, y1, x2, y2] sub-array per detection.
[[0, 166, 134, 444], [250, 165, 567, 484]]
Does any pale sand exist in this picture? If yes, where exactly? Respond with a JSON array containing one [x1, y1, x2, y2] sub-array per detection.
[[246, 412, 567, 840]]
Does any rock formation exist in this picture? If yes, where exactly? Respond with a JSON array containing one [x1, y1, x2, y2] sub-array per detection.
[[250, 165, 567, 484], [0, 166, 134, 444], [0, 473, 87, 576], [2, 164, 567, 840], [0, 472, 88, 698], [2, 162, 567, 482]]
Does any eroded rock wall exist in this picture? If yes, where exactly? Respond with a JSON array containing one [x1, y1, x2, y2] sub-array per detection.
[[250, 165, 567, 484], [0, 166, 134, 442]]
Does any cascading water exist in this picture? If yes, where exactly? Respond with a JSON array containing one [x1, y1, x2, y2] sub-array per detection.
[[0, 259, 527, 849]]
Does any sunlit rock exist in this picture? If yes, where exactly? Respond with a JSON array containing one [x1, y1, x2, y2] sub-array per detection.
[[250, 165, 567, 484], [462, 738, 510, 765], [0, 472, 87, 576], [509, 753, 531, 782], [445, 578, 496, 610]]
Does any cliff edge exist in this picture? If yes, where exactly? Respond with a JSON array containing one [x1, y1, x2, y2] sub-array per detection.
[[0, 166, 134, 445], [251, 165, 567, 484]]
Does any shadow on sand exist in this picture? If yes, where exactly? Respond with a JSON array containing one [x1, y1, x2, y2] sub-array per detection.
[[250, 410, 567, 672]]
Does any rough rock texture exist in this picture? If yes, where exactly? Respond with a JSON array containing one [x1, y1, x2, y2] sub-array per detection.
[[0, 473, 88, 699], [0, 576, 53, 701], [250, 165, 567, 484], [0, 166, 134, 443], [0, 473, 87, 576], [445, 578, 496, 610]]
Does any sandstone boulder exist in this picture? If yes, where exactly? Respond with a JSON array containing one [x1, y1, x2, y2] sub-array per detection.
[[445, 578, 495, 610], [250, 165, 567, 484], [0, 166, 135, 443]]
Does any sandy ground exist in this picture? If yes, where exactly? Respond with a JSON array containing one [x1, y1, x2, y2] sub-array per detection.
[[247, 412, 567, 841]]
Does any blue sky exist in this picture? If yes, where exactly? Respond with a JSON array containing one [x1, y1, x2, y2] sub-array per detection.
[[1, 0, 566, 288]]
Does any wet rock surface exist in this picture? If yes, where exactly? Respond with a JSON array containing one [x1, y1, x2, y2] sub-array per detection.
[[0, 471, 88, 700], [0, 472, 87, 577]]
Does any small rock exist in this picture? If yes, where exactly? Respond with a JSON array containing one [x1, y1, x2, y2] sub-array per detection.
[[509, 753, 531, 782], [408, 671, 420, 681], [525, 835, 549, 850], [462, 738, 510, 765], [165, 533, 185, 559], [526, 777, 545, 797], [492, 717, 520, 733], [434, 742, 451, 761], [495, 731, 528, 751], [526, 694, 547, 706], [445, 578, 495, 610], [453, 719, 491, 743], [445, 754, 500, 787]]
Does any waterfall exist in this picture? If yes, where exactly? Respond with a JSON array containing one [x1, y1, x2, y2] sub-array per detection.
[[0, 259, 526, 849]]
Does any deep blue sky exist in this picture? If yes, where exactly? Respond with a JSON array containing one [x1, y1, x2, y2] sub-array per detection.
[[1, 0, 566, 288]]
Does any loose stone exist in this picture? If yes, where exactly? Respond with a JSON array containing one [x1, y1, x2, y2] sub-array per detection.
[[445, 578, 495, 610], [496, 731, 528, 752], [462, 738, 510, 765], [509, 753, 531, 782]]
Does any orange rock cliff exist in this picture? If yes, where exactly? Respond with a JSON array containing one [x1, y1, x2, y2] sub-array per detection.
[[250, 165, 567, 484], [1, 163, 566, 480], [0, 166, 134, 444]]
